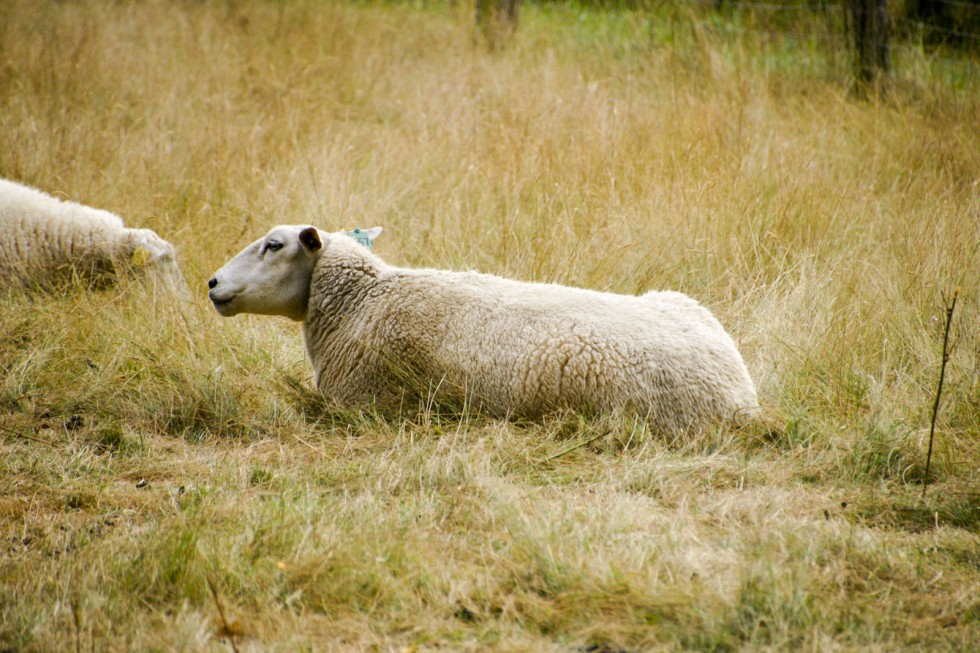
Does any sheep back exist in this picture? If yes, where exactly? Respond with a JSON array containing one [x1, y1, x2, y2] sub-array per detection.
[[304, 236, 758, 432]]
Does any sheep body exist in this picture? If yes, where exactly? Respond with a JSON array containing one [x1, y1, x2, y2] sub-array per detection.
[[0, 178, 187, 293], [210, 226, 758, 432]]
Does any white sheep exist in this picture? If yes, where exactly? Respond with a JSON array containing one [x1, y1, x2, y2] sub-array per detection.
[[0, 178, 188, 295], [208, 225, 758, 432]]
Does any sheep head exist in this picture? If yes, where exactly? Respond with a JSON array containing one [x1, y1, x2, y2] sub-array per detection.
[[208, 225, 327, 321], [122, 227, 190, 298]]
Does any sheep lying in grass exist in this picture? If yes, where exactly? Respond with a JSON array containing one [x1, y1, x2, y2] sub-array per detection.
[[0, 178, 188, 295], [209, 225, 758, 432]]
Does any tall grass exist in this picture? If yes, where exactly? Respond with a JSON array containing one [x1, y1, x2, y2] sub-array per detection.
[[1, 0, 978, 650]]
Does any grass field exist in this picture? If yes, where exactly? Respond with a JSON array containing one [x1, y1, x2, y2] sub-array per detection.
[[1, 0, 978, 650]]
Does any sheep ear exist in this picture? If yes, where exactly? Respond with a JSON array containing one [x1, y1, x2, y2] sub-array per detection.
[[361, 226, 383, 243], [342, 226, 383, 249], [298, 227, 322, 253]]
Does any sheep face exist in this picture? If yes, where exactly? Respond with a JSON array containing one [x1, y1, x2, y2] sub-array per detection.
[[208, 225, 322, 321], [122, 228, 190, 298]]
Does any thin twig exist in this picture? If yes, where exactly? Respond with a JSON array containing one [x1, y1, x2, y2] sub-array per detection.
[[0, 424, 60, 448], [923, 287, 959, 497], [206, 576, 240, 653], [71, 595, 82, 653], [292, 432, 328, 458], [538, 431, 608, 464]]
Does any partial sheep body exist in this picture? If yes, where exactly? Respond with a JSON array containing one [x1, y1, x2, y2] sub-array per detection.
[[209, 226, 758, 432], [0, 178, 187, 294]]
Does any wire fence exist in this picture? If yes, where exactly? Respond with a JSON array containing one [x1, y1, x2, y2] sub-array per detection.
[[899, 18, 980, 42], [626, 0, 980, 86], [473, 0, 980, 85], [555, 1, 980, 42], [666, 0, 980, 31]]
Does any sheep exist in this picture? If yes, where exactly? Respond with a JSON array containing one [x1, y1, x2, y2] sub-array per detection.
[[0, 178, 188, 295], [208, 225, 758, 432]]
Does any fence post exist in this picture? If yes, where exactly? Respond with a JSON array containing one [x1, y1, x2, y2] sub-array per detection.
[[849, 0, 890, 88], [476, 0, 521, 50]]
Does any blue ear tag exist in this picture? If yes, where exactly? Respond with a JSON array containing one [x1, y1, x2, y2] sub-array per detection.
[[343, 228, 374, 249]]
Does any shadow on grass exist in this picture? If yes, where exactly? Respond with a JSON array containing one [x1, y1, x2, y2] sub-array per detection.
[[853, 489, 980, 533]]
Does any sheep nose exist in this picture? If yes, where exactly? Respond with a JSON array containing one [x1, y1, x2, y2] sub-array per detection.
[[208, 278, 218, 289]]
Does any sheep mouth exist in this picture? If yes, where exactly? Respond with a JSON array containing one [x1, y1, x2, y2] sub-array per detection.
[[209, 293, 237, 315]]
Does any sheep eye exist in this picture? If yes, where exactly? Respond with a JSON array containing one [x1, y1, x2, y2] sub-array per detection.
[[262, 241, 284, 254]]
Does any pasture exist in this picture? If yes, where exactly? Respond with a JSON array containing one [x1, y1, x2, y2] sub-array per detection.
[[1, 0, 978, 650]]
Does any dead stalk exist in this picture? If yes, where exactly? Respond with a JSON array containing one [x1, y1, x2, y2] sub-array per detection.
[[71, 595, 82, 653], [923, 287, 959, 497], [0, 424, 60, 448], [206, 576, 240, 653], [538, 431, 608, 464]]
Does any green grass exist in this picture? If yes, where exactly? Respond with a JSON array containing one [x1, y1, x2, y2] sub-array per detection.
[[1, 0, 978, 650]]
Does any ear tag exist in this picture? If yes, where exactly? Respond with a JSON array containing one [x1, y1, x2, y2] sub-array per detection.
[[343, 228, 375, 249], [131, 246, 151, 267]]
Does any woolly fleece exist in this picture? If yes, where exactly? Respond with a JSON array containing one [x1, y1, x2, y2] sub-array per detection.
[[0, 178, 187, 293]]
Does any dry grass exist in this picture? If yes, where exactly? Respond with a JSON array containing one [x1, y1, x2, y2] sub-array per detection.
[[1, 0, 978, 651]]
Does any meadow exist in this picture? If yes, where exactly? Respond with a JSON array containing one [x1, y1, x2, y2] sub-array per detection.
[[1, 0, 978, 650]]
